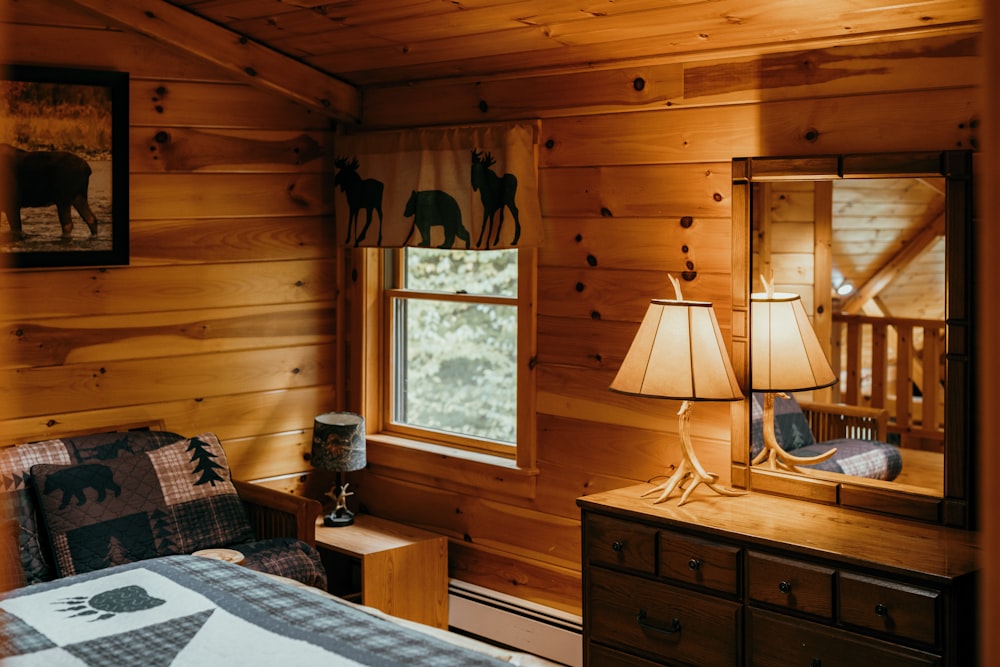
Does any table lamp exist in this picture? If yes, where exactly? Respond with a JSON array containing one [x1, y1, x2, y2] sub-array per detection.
[[751, 279, 838, 471], [610, 276, 745, 505], [311, 412, 367, 527]]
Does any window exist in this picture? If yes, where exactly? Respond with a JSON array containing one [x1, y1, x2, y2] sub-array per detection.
[[381, 247, 533, 459]]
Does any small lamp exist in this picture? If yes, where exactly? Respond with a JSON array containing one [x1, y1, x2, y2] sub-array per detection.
[[311, 412, 367, 527], [751, 279, 838, 471], [610, 276, 745, 505]]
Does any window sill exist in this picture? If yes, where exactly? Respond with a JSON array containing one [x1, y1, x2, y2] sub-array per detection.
[[365, 433, 539, 501]]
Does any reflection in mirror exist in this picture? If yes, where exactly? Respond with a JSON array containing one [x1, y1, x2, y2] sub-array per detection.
[[732, 151, 975, 528], [753, 176, 945, 497]]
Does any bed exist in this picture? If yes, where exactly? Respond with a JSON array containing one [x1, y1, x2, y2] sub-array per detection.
[[0, 554, 559, 666], [0, 556, 568, 667], [1, 427, 563, 666]]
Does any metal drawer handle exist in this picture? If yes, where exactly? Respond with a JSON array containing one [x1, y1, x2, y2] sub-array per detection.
[[688, 558, 701, 571], [779, 580, 793, 594], [636, 609, 682, 635], [611, 540, 624, 553], [875, 603, 889, 617]]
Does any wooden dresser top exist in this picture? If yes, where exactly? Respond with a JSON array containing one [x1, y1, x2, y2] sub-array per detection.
[[578, 484, 979, 583]]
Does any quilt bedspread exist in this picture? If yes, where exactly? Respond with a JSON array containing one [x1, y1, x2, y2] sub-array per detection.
[[0, 555, 509, 666]]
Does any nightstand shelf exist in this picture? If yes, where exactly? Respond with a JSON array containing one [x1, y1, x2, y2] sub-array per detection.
[[314, 514, 449, 629]]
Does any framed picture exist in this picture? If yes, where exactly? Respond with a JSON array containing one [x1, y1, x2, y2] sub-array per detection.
[[1, 65, 129, 268]]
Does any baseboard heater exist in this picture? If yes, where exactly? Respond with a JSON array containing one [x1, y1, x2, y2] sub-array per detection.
[[448, 580, 582, 667]]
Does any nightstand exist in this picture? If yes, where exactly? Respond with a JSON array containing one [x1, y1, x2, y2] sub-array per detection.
[[314, 514, 449, 629]]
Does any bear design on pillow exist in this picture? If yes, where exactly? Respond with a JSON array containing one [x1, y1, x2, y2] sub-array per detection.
[[42, 464, 121, 509]]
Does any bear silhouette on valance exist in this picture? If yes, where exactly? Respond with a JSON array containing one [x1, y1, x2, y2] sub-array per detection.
[[333, 122, 542, 250]]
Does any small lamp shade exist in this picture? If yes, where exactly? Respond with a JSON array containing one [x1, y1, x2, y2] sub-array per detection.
[[750, 291, 836, 392], [312, 412, 366, 527], [611, 299, 742, 401], [311, 412, 367, 472]]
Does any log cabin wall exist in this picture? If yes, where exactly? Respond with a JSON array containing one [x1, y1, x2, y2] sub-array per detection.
[[348, 32, 981, 616], [0, 0, 340, 480], [0, 2, 981, 618]]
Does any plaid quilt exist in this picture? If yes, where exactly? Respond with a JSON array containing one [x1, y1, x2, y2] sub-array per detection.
[[794, 439, 903, 480], [1, 555, 509, 666], [750, 392, 902, 481]]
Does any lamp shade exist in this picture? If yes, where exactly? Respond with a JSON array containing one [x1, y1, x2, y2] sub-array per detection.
[[751, 291, 837, 392], [610, 299, 742, 401], [311, 412, 367, 473]]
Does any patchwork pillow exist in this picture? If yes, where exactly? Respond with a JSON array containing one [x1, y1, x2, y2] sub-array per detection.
[[750, 392, 815, 458], [31, 433, 254, 578], [0, 429, 184, 583]]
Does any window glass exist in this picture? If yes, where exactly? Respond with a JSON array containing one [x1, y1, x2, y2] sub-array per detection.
[[404, 248, 517, 296], [389, 248, 519, 446]]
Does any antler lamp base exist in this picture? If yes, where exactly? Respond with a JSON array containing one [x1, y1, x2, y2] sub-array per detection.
[[643, 401, 747, 506], [751, 392, 837, 472]]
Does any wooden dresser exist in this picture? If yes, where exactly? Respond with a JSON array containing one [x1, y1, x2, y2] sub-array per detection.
[[577, 484, 979, 667]]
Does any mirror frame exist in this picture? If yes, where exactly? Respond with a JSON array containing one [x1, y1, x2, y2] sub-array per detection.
[[730, 150, 975, 529]]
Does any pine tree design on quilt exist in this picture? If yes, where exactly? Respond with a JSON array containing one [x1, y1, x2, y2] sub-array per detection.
[[186, 437, 225, 487]]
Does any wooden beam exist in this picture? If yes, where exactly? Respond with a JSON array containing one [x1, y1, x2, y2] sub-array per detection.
[[65, 0, 361, 125], [841, 206, 946, 315]]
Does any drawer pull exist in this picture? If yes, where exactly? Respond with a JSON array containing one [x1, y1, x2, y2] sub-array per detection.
[[875, 603, 888, 617], [688, 558, 701, 571], [611, 540, 625, 553], [636, 609, 682, 635], [778, 580, 793, 594]]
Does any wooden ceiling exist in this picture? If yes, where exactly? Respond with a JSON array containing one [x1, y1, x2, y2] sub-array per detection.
[[763, 177, 946, 323], [66, 0, 982, 124], [833, 178, 946, 321], [164, 0, 981, 86]]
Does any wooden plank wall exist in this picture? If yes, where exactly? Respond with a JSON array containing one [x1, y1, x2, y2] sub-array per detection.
[[0, 0, 339, 482], [1, 2, 981, 618], [352, 32, 981, 615]]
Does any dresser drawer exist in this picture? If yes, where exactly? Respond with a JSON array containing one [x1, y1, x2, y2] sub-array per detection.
[[659, 531, 740, 595], [585, 514, 657, 575], [588, 643, 666, 667], [749, 608, 940, 667], [839, 572, 940, 647], [747, 551, 834, 619], [589, 566, 741, 666]]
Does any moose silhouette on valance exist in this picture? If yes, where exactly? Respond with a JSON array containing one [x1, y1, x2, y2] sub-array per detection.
[[333, 122, 542, 250]]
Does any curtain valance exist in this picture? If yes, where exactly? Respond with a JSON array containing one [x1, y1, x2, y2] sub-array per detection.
[[333, 121, 542, 249]]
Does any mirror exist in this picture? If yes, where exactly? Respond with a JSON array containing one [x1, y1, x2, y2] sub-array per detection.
[[731, 151, 975, 528]]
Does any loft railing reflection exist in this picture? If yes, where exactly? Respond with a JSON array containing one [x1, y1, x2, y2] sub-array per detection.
[[831, 313, 945, 452]]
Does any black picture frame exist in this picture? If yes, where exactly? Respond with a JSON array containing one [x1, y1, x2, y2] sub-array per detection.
[[2, 65, 129, 268]]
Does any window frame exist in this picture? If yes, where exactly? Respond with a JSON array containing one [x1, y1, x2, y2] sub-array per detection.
[[347, 246, 538, 499]]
